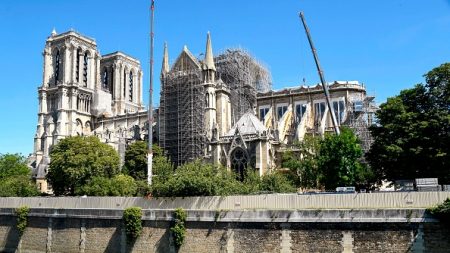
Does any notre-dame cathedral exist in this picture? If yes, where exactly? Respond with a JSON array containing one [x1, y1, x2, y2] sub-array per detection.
[[32, 30, 148, 192], [32, 29, 376, 193]]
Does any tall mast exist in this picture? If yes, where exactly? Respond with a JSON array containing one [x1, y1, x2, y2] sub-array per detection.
[[147, 0, 155, 185], [299, 11, 340, 135]]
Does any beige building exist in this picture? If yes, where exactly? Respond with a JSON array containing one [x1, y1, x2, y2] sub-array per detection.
[[32, 30, 376, 192], [32, 30, 149, 193], [159, 34, 376, 179]]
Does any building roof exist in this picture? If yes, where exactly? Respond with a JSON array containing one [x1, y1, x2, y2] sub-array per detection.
[[225, 111, 267, 137]]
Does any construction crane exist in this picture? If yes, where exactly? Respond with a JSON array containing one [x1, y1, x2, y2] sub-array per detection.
[[299, 12, 340, 135], [147, 0, 155, 185]]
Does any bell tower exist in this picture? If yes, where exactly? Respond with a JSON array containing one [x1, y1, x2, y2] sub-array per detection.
[[33, 29, 100, 192]]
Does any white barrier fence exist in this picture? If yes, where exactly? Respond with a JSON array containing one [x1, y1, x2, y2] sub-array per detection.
[[0, 192, 449, 210]]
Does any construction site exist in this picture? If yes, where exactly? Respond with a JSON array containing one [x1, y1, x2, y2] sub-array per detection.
[[157, 32, 377, 170], [158, 39, 273, 166]]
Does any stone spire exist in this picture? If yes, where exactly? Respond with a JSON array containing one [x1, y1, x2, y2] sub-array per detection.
[[51, 28, 57, 37], [203, 32, 216, 71], [161, 42, 169, 74]]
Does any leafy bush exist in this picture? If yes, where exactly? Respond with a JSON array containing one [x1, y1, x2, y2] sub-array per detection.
[[260, 172, 297, 193], [15, 206, 30, 236], [76, 174, 138, 196], [0, 175, 39, 197], [171, 208, 187, 249], [429, 198, 450, 223], [152, 161, 243, 197], [123, 207, 142, 241]]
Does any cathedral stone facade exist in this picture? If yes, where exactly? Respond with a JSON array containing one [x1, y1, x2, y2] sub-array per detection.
[[32, 30, 376, 193], [32, 30, 148, 193]]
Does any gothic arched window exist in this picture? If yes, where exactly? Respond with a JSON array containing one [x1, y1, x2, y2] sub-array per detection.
[[54, 49, 61, 85], [76, 49, 81, 82], [231, 148, 248, 181], [123, 69, 127, 97], [110, 67, 115, 97], [102, 67, 108, 90], [83, 52, 88, 86], [129, 71, 133, 102]]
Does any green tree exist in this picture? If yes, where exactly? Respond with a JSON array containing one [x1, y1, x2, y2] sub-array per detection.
[[0, 175, 39, 197], [282, 136, 321, 189], [317, 128, 370, 190], [0, 153, 30, 179], [0, 153, 39, 197], [123, 141, 147, 180], [123, 141, 173, 182], [47, 136, 120, 195], [368, 63, 450, 183]]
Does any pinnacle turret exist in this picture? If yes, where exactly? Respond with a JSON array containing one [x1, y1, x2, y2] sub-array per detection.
[[161, 42, 169, 74], [203, 32, 216, 71]]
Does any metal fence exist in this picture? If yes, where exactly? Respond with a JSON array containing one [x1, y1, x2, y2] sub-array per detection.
[[0, 192, 449, 210]]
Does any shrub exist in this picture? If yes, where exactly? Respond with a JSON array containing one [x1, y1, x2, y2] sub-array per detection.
[[152, 161, 242, 197], [123, 207, 143, 241], [76, 174, 138, 196], [429, 198, 450, 223], [260, 172, 296, 193], [171, 208, 187, 249], [15, 206, 30, 236], [0, 176, 39, 197]]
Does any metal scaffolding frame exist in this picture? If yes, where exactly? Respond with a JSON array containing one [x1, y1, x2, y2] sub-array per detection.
[[215, 49, 272, 124], [159, 47, 271, 166], [345, 94, 378, 153], [160, 70, 205, 166]]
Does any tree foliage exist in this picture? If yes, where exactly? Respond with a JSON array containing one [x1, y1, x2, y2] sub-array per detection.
[[429, 198, 450, 224], [123, 141, 173, 182], [47, 136, 120, 195], [152, 161, 240, 197], [151, 160, 297, 197], [282, 136, 321, 189], [123, 207, 142, 241], [368, 63, 450, 183], [282, 129, 371, 190], [15, 206, 30, 236], [318, 128, 372, 190], [170, 208, 187, 249], [75, 174, 138, 196], [0, 175, 39, 197], [0, 153, 30, 179], [0, 153, 39, 197], [260, 172, 297, 193]]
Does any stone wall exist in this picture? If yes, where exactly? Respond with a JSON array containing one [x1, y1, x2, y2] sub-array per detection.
[[0, 209, 449, 253]]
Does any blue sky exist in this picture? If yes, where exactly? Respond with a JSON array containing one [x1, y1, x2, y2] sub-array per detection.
[[0, 0, 449, 155]]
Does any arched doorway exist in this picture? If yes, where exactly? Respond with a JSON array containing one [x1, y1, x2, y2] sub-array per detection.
[[230, 147, 248, 181]]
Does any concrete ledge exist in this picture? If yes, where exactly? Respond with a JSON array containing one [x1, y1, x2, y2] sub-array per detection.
[[0, 208, 438, 223], [1, 192, 449, 210]]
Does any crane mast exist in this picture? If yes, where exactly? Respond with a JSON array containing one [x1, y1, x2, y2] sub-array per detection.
[[299, 12, 340, 135]]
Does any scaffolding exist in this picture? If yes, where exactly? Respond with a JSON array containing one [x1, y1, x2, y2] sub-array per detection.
[[160, 70, 206, 166], [215, 49, 272, 124], [345, 94, 378, 153], [159, 48, 272, 166]]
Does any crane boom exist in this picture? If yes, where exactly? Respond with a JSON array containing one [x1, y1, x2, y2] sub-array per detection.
[[147, 0, 155, 185], [299, 12, 340, 135]]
